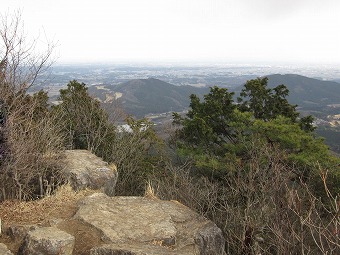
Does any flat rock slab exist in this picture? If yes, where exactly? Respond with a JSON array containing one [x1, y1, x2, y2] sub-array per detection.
[[63, 150, 118, 196], [75, 193, 225, 255]]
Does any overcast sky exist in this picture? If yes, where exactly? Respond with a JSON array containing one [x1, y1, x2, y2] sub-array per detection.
[[3, 0, 340, 65]]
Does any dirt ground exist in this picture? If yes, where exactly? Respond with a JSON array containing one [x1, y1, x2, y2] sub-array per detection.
[[0, 185, 104, 255]]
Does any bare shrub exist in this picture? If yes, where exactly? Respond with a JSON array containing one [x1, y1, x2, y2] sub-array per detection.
[[0, 11, 62, 201], [281, 171, 339, 255], [106, 119, 161, 196], [0, 93, 65, 201], [103, 130, 145, 195], [152, 139, 339, 254], [102, 100, 127, 124]]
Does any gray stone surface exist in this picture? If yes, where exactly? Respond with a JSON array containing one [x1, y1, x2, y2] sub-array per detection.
[[90, 243, 188, 255], [18, 227, 75, 255], [6, 224, 38, 241], [63, 150, 118, 196], [0, 243, 14, 255], [195, 222, 226, 255], [75, 193, 225, 255]]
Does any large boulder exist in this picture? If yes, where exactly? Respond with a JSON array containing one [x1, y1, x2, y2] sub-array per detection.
[[0, 243, 13, 255], [75, 193, 225, 255], [18, 227, 75, 255], [63, 150, 118, 196]]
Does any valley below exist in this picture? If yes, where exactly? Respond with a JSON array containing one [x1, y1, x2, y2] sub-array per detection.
[[36, 63, 340, 153]]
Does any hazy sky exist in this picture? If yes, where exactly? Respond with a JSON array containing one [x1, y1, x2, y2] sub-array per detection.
[[3, 0, 340, 65]]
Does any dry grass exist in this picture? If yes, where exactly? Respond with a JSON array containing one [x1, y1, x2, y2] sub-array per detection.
[[0, 184, 95, 226], [144, 181, 158, 200]]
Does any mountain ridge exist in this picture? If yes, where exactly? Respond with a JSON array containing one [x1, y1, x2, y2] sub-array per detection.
[[266, 74, 340, 108], [231, 74, 340, 111], [88, 74, 340, 119], [89, 78, 210, 118]]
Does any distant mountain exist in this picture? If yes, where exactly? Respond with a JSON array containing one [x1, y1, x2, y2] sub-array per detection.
[[89, 78, 209, 118], [233, 74, 340, 111], [89, 74, 340, 118], [266, 74, 340, 109]]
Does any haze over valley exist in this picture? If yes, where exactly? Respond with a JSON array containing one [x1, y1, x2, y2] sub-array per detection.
[[7, 0, 340, 148], [33, 63, 340, 153]]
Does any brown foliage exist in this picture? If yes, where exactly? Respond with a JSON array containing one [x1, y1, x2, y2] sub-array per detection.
[[0, 11, 63, 201], [151, 141, 340, 254]]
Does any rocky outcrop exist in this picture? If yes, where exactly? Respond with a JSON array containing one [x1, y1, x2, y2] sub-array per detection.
[[75, 193, 225, 255], [18, 227, 75, 255], [0, 243, 13, 255], [1, 193, 225, 254], [1, 152, 225, 254], [63, 150, 118, 196]]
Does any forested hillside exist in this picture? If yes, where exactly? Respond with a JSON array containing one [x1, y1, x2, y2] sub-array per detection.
[[88, 78, 209, 117], [266, 74, 340, 109], [233, 74, 340, 111]]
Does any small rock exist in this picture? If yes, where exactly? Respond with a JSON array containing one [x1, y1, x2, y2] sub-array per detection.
[[18, 227, 75, 255], [195, 222, 226, 255], [7, 224, 38, 241]]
